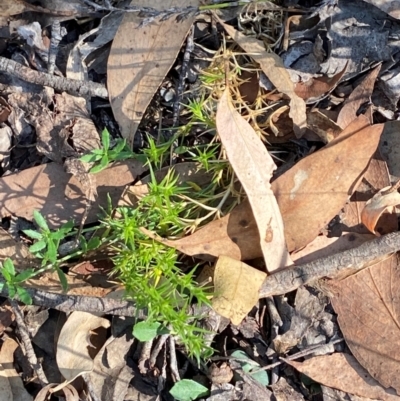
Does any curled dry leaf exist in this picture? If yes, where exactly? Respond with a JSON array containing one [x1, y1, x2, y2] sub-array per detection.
[[34, 383, 79, 401], [108, 0, 198, 147], [216, 88, 291, 271], [212, 255, 266, 325], [56, 311, 110, 383], [217, 17, 306, 137], [361, 186, 400, 234], [287, 353, 399, 401], [329, 254, 400, 395]]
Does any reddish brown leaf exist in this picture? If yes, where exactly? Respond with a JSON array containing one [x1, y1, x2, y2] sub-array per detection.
[[294, 64, 347, 102]]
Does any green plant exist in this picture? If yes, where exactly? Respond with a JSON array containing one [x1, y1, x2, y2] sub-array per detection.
[[0, 259, 35, 304], [101, 167, 214, 361], [80, 128, 137, 173]]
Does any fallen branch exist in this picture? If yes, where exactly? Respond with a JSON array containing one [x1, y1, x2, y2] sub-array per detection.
[[0, 57, 108, 99], [10, 299, 48, 386], [2, 286, 140, 317], [259, 231, 400, 298]]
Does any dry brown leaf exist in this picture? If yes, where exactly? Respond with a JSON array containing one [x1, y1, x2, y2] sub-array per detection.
[[0, 338, 32, 401], [362, 0, 400, 19], [361, 186, 400, 234], [287, 353, 400, 401], [0, 0, 27, 16], [306, 109, 342, 143], [343, 156, 397, 236], [329, 254, 400, 395], [217, 18, 306, 137], [165, 116, 384, 258], [57, 311, 110, 383], [272, 117, 384, 251], [34, 383, 79, 401], [294, 64, 347, 103], [0, 160, 145, 229], [216, 88, 291, 271], [212, 256, 266, 325], [0, 228, 36, 266], [337, 65, 381, 129], [108, 0, 198, 148]]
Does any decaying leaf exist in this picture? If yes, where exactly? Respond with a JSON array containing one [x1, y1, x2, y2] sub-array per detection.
[[56, 311, 110, 383], [218, 17, 306, 137], [267, 116, 384, 251], [329, 254, 400, 395], [0, 338, 33, 401], [343, 156, 397, 236], [216, 88, 291, 271], [212, 256, 266, 325], [108, 0, 198, 147], [287, 353, 399, 401], [0, 228, 36, 267], [361, 186, 400, 234], [362, 0, 400, 19], [34, 383, 79, 401], [306, 109, 342, 143], [337, 65, 381, 129], [294, 64, 347, 103], [0, 0, 28, 16], [0, 160, 145, 229]]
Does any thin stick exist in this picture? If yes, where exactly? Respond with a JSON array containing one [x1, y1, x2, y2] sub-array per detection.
[[169, 335, 181, 382], [9, 300, 48, 386], [0, 57, 107, 98]]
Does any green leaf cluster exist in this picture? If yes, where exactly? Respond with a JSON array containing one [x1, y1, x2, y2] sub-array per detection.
[[0, 259, 35, 304], [80, 128, 138, 173], [101, 168, 214, 361]]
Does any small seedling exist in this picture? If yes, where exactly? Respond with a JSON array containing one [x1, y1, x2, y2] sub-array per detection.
[[0, 259, 35, 304], [80, 128, 137, 173]]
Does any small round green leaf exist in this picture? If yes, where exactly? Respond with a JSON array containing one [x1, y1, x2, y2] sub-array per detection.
[[133, 321, 169, 342], [169, 379, 209, 401]]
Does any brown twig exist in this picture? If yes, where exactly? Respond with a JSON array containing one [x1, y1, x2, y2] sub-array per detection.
[[9, 299, 48, 387], [1, 286, 140, 317], [0, 57, 108, 98], [259, 231, 400, 298]]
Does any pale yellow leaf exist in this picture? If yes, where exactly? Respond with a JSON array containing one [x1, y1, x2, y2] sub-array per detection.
[[216, 88, 291, 271], [217, 17, 306, 137], [212, 255, 266, 325]]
